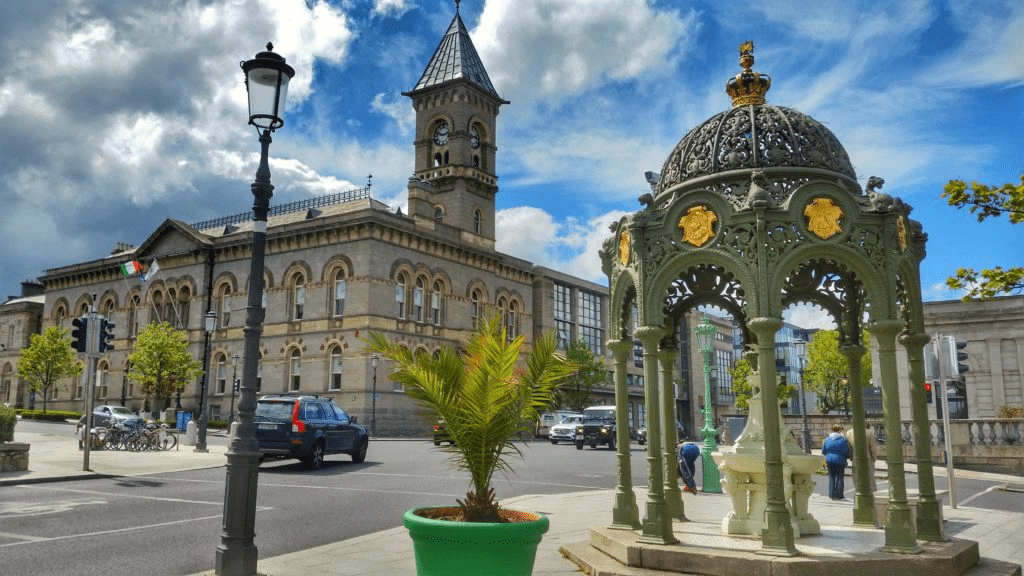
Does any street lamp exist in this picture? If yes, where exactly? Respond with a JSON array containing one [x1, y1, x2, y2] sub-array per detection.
[[229, 352, 239, 423], [695, 314, 721, 493], [370, 354, 379, 436], [196, 309, 218, 452], [216, 43, 294, 576], [794, 338, 811, 455]]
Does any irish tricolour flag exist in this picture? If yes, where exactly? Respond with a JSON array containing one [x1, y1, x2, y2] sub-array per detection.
[[121, 260, 142, 277]]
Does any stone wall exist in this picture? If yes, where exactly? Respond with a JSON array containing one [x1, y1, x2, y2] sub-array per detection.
[[0, 442, 29, 472]]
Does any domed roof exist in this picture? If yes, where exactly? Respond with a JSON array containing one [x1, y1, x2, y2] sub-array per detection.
[[654, 43, 858, 198]]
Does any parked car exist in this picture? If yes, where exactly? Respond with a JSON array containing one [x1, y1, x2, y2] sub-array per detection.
[[575, 405, 617, 450], [254, 394, 369, 469], [548, 414, 583, 444], [76, 405, 144, 432], [636, 421, 684, 445], [433, 420, 454, 445]]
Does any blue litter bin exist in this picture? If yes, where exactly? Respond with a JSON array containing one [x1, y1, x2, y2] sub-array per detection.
[[176, 411, 193, 432]]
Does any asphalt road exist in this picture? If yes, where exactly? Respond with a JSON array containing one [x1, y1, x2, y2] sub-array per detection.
[[1, 422, 1020, 576]]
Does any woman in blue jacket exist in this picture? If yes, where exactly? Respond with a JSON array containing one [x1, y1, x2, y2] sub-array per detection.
[[821, 424, 851, 500]]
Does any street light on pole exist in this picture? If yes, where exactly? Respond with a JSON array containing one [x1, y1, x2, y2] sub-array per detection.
[[196, 309, 218, 452], [229, 352, 239, 423], [371, 354, 379, 437], [695, 314, 721, 493], [216, 42, 294, 576], [794, 338, 811, 455]]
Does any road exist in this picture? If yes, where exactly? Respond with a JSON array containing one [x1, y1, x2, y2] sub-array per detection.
[[1, 421, 1020, 576]]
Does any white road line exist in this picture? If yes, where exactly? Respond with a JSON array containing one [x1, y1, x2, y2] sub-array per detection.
[[16, 485, 224, 506], [958, 485, 998, 507]]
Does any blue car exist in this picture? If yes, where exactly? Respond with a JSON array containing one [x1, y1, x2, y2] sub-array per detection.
[[255, 394, 369, 469]]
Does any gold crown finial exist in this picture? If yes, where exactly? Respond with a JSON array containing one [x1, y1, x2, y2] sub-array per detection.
[[726, 40, 771, 107]]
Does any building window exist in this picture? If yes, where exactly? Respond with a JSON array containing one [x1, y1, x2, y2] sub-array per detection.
[[434, 207, 443, 223], [473, 209, 482, 234], [715, 348, 734, 402], [330, 348, 342, 391], [256, 357, 262, 392], [334, 272, 346, 317], [292, 277, 305, 320], [470, 289, 481, 328], [395, 274, 407, 318], [578, 290, 603, 355], [506, 300, 518, 340], [216, 355, 226, 394], [414, 278, 424, 322], [96, 362, 109, 399], [431, 281, 442, 325], [633, 339, 644, 368], [289, 350, 301, 391], [218, 284, 231, 327], [553, 283, 572, 348]]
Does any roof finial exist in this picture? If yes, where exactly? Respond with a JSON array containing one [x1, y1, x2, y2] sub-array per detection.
[[455, 0, 460, 14], [725, 40, 771, 107]]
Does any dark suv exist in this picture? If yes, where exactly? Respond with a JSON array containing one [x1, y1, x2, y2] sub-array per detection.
[[575, 405, 617, 450], [255, 394, 369, 469]]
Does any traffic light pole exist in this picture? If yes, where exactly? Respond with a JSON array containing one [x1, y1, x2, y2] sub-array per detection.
[[82, 298, 99, 471], [934, 334, 958, 509]]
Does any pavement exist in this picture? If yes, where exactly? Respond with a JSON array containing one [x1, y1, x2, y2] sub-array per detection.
[[3, 424, 1023, 576]]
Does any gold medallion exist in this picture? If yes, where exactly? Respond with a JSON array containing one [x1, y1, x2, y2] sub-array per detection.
[[803, 198, 843, 239], [618, 229, 631, 265], [897, 215, 907, 253], [678, 205, 718, 247]]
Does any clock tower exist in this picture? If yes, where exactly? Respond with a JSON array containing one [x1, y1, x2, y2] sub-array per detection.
[[403, 2, 508, 248]]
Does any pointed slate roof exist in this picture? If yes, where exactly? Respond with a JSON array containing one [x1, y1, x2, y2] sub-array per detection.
[[407, 9, 506, 101]]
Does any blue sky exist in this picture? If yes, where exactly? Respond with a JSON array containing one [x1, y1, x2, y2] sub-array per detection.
[[0, 0, 1021, 329]]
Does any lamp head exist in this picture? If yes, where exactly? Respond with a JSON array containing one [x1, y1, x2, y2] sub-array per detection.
[[241, 43, 295, 131]]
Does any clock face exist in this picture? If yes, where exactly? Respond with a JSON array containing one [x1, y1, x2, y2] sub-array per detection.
[[433, 122, 449, 145], [470, 126, 480, 149]]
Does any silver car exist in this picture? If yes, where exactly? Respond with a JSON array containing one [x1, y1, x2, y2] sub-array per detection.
[[548, 414, 583, 444]]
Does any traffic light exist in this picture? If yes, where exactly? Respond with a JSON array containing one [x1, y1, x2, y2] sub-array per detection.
[[98, 318, 115, 352], [924, 381, 933, 403], [233, 378, 241, 393], [951, 338, 969, 375], [70, 317, 88, 353]]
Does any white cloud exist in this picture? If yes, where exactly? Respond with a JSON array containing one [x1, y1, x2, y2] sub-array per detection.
[[371, 92, 415, 136], [372, 0, 414, 19]]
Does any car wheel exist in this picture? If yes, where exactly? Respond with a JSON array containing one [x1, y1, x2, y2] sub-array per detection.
[[303, 441, 325, 470], [433, 440, 441, 446], [575, 441, 583, 450], [351, 438, 368, 463], [608, 436, 616, 450], [550, 439, 558, 445]]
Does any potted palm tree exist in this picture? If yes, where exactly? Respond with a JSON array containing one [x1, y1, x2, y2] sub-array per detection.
[[366, 315, 576, 576]]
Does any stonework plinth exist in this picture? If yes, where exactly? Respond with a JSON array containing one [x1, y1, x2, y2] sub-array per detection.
[[0, 442, 29, 472]]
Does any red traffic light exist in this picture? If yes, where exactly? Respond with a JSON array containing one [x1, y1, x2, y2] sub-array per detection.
[[924, 382, 932, 392]]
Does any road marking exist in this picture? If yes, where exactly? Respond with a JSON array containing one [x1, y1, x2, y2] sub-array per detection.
[[16, 484, 224, 506], [0, 499, 108, 518], [959, 485, 998, 507], [0, 531, 49, 542], [0, 513, 248, 549]]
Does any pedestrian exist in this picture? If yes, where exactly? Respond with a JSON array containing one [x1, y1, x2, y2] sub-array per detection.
[[821, 424, 850, 500], [678, 441, 701, 494], [845, 423, 878, 492]]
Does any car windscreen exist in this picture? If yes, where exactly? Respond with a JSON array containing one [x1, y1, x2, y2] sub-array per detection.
[[111, 407, 134, 415], [256, 401, 294, 422], [582, 410, 614, 422]]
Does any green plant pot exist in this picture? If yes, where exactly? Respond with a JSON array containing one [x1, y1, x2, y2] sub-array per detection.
[[403, 507, 549, 576]]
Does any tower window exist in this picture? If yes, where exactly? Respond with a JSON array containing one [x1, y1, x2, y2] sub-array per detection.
[[473, 209, 482, 234], [434, 207, 443, 223]]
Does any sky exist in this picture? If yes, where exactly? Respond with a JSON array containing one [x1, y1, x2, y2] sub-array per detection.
[[1, 0, 1021, 331]]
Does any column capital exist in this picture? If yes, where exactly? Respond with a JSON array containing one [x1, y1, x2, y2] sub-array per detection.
[[897, 331, 930, 348], [607, 339, 632, 355], [839, 343, 867, 360], [747, 317, 782, 340], [634, 325, 666, 347]]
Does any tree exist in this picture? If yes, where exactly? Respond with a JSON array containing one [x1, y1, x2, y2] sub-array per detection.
[[554, 338, 607, 412], [803, 330, 872, 414], [16, 327, 83, 413], [126, 322, 204, 419], [942, 175, 1024, 299], [729, 356, 796, 415]]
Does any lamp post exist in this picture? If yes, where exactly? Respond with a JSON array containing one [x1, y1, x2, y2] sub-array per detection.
[[229, 352, 239, 423], [794, 338, 811, 454], [216, 43, 294, 576], [695, 314, 721, 493], [370, 354, 379, 436], [196, 309, 218, 452]]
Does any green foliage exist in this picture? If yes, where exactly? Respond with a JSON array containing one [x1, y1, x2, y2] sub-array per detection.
[[366, 316, 577, 522], [942, 175, 1024, 300], [0, 405, 16, 443], [127, 322, 204, 418], [997, 405, 1023, 419], [729, 356, 797, 414], [554, 338, 607, 412], [803, 330, 872, 414], [16, 326, 84, 413], [16, 409, 80, 421]]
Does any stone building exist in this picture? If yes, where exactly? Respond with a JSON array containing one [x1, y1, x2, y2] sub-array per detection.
[[27, 9, 652, 435], [0, 282, 45, 408]]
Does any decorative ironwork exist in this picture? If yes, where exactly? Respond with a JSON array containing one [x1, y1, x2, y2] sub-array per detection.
[[662, 264, 747, 324], [781, 259, 865, 344], [190, 186, 370, 230]]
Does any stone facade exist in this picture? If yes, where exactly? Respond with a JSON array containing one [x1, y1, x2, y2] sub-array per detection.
[[0, 282, 45, 407]]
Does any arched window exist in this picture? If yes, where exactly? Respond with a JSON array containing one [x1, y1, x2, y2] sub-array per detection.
[[473, 209, 482, 234], [289, 350, 301, 391], [506, 300, 518, 341], [292, 276, 305, 320], [216, 355, 227, 394], [218, 284, 232, 327], [329, 347, 342, 391], [434, 207, 443, 223], [164, 288, 177, 327], [333, 270, 346, 317], [96, 361, 109, 399], [413, 277, 425, 322], [431, 281, 443, 325], [127, 293, 139, 336], [470, 289, 481, 328], [256, 357, 263, 392], [434, 153, 443, 167], [1, 365, 12, 406], [150, 291, 163, 324], [124, 360, 134, 398], [395, 273, 407, 318], [54, 304, 68, 328], [177, 286, 191, 328]]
